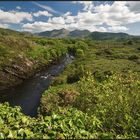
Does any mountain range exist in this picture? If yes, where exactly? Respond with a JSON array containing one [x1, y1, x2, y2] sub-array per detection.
[[0, 27, 138, 41], [36, 28, 134, 40]]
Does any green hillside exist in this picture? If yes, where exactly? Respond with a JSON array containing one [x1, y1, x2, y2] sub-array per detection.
[[68, 29, 91, 38], [36, 28, 135, 40], [36, 28, 70, 38], [88, 31, 131, 40], [0, 28, 71, 90]]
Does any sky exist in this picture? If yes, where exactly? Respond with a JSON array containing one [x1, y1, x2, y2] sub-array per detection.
[[0, 1, 140, 35]]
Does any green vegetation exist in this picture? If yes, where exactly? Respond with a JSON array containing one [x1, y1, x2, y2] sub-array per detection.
[[37, 28, 131, 40], [0, 28, 74, 90], [0, 72, 139, 139], [40, 72, 140, 139], [0, 28, 140, 139]]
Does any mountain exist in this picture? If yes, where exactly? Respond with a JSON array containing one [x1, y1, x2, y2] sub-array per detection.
[[68, 30, 90, 38], [36, 28, 133, 40], [0, 28, 22, 36], [36, 28, 70, 38], [36, 29, 90, 38], [0, 28, 34, 38], [88, 31, 130, 40]]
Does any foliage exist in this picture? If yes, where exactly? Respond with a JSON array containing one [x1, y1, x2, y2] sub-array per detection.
[[1, 70, 139, 139], [128, 54, 139, 60], [40, 72, 140, 139], [0, 103, 110, 139], [0, 28, 140, 139]]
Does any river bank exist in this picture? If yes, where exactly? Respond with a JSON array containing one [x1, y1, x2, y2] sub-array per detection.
[[0, 53, 67, 91], [0, 54, 74, 117]]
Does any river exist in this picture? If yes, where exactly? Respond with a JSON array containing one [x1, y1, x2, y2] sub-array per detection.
[[0, 54, 74, 117]]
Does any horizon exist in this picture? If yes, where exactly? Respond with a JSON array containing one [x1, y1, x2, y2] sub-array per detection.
[[1, 27, 139, 36], [0, 1, 140, 35]]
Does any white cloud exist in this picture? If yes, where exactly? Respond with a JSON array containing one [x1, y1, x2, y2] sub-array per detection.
[[72, 1, 94, 11], [94, 1, 140, 26], [48, 16, 65, 25], [108, 26, 129, 32], [16, 6, 21, 10], [0, 9, 33, 24], [33, 2, 61, 15], [22, 19, 66, 32], [98, 27, 107, 32], [0, 23, 9, 28], [22, 1, 140, 33], [63, 11, 71, 17], [33, 11, 52, 17]]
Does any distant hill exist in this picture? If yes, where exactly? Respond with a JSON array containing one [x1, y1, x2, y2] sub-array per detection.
[[88, 32, 131, 40], [0, 28, 34, 37], [36, 28, 70, 38], [0, 27, 137, 41], [36, 28, 133, 40], [0, 28, 22, 36], [68, 30, 90, 38], [36, 29, 90, 38]]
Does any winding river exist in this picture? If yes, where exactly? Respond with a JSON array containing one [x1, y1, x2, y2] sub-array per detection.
[[0, 54, 74, 117]]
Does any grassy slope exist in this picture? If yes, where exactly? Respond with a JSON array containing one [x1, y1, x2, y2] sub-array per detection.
[[0, 28, 71, 90]]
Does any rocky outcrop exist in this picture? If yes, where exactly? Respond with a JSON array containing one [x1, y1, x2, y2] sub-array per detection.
[[0, 54, 36, 90]]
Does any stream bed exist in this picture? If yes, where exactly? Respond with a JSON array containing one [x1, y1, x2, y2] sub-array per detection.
[[0, 54, 74, 117]]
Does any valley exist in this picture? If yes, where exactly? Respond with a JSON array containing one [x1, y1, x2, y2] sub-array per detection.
[[0, 28, 140, 139]]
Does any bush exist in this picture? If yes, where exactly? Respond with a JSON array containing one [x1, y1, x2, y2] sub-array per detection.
[[137, 47, 140, 51], [127, 40, 133, 45], [128, 54, 139, 60], [40, 72, 140, 138], [0, 46, 8, 57], [75, 49, 85, 58], [35, 39, 47, 46], [40, 85, 79, 115], [96, 48, 113, 56], [75, 41, 87, 51]]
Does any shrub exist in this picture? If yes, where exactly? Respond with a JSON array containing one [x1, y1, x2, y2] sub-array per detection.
[[96, 48, 113, 56], [75, 41, 87, 51], [40, 72, 140, 138], [40, 85, 79, 115], [137, 47, 140, 51], [128, 54, 139, 60], [75, 49, 85, 58], [35, 39, 47, 46], [127, 40, 133, 45], [0, 46, 8, 57]]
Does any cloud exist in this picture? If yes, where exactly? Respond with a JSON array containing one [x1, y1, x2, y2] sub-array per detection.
[[33, 11, 52, 17], [22, 16, 67, 32], [126, 1, 140, 13], [16, 6, 21, 10], [94, 1, 140, 26], [108, 26, 129, 32], [22, 1, 140, 33], [98, 27, 107, 32], [33, 2, 61, 15], [0, 23, 9, 28], [72, 1, 94, 11], [0, 9, 33, 24], [48, 16, 65, 25], [22, 21, 65, 32], [63, 11, 71, 17]]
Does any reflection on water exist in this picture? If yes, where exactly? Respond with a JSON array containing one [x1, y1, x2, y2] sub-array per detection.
[[0, 54, 74, 117]]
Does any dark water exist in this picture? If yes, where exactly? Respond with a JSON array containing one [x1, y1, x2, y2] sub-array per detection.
[[0, 54, 74, 117]]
